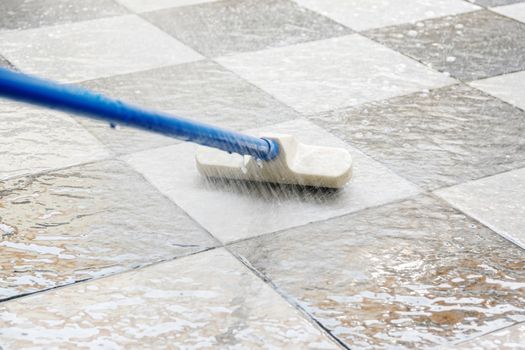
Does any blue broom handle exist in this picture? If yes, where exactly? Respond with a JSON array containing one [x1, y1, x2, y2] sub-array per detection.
[[0, 68, 279, 161]]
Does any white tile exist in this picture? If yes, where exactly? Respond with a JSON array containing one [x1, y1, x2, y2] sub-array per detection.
[[216, 34, 455, 114], [470, 70, 525, 111], [435, 167, 525, 249], [0, 248, 338, 349], [449, 323, 525, 350], [116, 0, 218, 12], [0, 15, 203, 83], [294, 0, 479, 31], [124, 119, 421, 243], [492, 2, 525, 24], [0, 101, 110, 180]]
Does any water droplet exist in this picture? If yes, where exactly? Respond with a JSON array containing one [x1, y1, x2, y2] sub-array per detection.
[[256, 158, 264, 168], [407, 30, 418, 37], [446, 56, 456, 62]]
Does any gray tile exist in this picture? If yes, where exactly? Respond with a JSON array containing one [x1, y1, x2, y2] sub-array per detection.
[[470, 0, 525, 7], [116, 0, 219, 12], [492, 2, 525, 24], [0, 249, 338, 349], [309, 84, 525, 190], [0, 15, 203, 83], [364, 10, 525, 81], [294, 0, 478, 31], [435, 167, 525, 250], [446, 322, 525, 349], [217, 34, 454, 114], [124, 119, 420, 243], [141, 0, 352, 57], [230, 195, 525, 349], [0, 100, 110, 181], [77, 60, 300, 155], [0, 0, 129, 31], [0, 160, 216, 300], [470, 70, 525, 111]]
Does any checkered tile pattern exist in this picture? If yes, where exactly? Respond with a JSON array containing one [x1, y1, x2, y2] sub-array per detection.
[[1, 0, 524, 349]]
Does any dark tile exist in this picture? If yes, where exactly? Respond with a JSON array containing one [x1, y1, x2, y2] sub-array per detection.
[[308, 84, 525, 190], [0, 0, 129, 31], [364, 10, 525, 81], [230, 195, 525, 349], [77, 60, 300, 154], [0, 160, 216, 300], [141, 0, 352, 57]]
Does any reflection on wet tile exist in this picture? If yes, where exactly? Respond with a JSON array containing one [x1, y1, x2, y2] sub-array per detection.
[[309, 84, 525, 190], [116, 0, 218, 12], [142, 0, 351, 57], [365, 10, 525, 81], [0, 160, 215, 300], [0, 15, 202, 83], [436, 167, 525, 250], [217, 34, 454, 114], [0, 101, 109, 180], [0, 0, 128, 31], [492, 2, 525, 23], [447, 322, 525, 349], [470, 71, 525, 111], [230, 195, 525, 349], [77, 60, 300, 154], [471, 0, 525, 7], [294, 0, 478, 31], [0, 248, 338, 349], [124, 119, 420, 243]]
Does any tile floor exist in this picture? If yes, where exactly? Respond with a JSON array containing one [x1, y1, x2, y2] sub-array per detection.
[[1, 1, 524, 349]]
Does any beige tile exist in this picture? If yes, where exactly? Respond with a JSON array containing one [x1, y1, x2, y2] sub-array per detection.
[[0, 249, 338, 350]]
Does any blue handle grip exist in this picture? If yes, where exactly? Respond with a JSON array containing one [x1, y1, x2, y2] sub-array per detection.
[[0, 68, 279, 161]]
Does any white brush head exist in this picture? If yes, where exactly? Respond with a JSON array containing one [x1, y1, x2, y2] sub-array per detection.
[[195, 133, 352, 189]]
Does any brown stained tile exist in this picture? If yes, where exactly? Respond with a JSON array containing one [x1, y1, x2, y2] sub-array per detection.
[[0, 160, 216, 300], [364, 10, 525, 81], [230, 195, 525, 349], [308, 84, 525, 190], [141, 0, 352, 57], [0, 249, 338, 349]]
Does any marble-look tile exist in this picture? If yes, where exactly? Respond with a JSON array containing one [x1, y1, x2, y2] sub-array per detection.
[[117, 0, 218, 12], [470, 71, 525, 111], [309, 84, 525, 190], [217, 34, 454, 114], [0, 160, 216, 300], [124, 119, 420, 243], [0, 248, 338, 350], [0, 0, 128, 31], [365, 10, 525, 81], [141, 0, 351, 57], [492, 2, 525, 22], [294, 0, 478, 31], [230, 195, 525, 349], [0, 56, 15, 70], [0, 101, 110, 180], [470, 0, 525, 7], [0, 15, 202, 83], [447, 322, 525, 349], [435, 167, 525, 250], [77, 60, 300, 154]]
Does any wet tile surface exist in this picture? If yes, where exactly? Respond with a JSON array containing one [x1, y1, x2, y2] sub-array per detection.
[[0, 15, 202, 83], [309, 84, 525, 190], [217, 34, 454, 114], [471, 0, 525, 6], [450, 322, 525, 349], [436, 167, 525, 250], [0, 0, 128, 31], [142, 0, 351, 57], [116, 0, 218, 12], [0, 101, 110, 181], [0, 248, 338, 350], [0, 160, 216, 300], [0, 55, 15, 70], [230, 195, 525, 349], [77, 60, 300, 154], [294, 0, 478, 31], [124, 119, 420, 243], [492, 2, 525, 23], [365, 10, 525, 81], [470, 70, 525, 111]]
